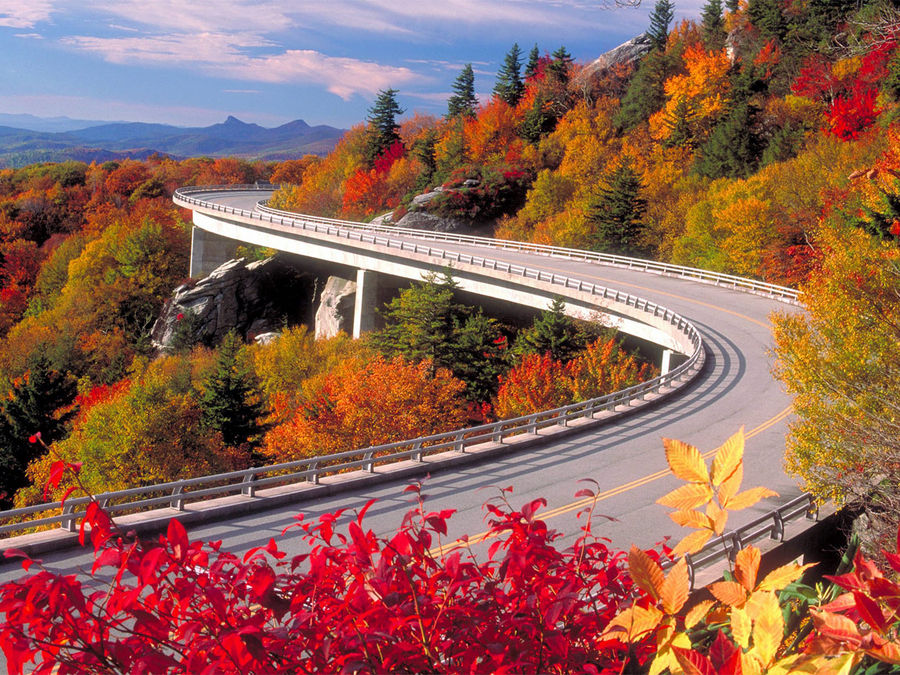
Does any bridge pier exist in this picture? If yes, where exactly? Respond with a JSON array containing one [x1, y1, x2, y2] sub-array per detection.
[[352, 269, 378, 338], [661, 349, 673, 375], [190, 227, 240, 278]]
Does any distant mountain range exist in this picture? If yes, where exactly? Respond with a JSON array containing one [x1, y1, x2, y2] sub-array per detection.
[[0, 115, 346, 168]]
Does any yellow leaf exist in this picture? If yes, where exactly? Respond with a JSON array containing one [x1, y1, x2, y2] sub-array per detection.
[[751, 591, 783, 666], [734, 546, 761, 591], [706, 500, 728, 535], [648, 646, 675, 675], [660, 557, 690, 614], [658, 482, 714, 511], [710, 580, 748, 607], [717, 462, 743, 505], [628, 545, 665, 601], [710, 427, 744, 486], [668, 508, 711, 530], [672, 529, 713, 557], [732, 606, 752, 649], [723, 486, 778, 511], [601, 605, 664, 643], [741, 650, 763, 675], [757, 562, 817, 592], [663, 437, 709, 483], [684, 599, 715, 630]]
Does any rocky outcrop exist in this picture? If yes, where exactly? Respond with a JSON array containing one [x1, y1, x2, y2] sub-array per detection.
[[583, 34, 653, 76], [394, 210, 475, 233], [315, 276, 357, 339], [151, 254, 318, 351]]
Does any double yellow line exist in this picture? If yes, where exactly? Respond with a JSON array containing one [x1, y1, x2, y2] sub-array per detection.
[[429, 405, 794, 557]]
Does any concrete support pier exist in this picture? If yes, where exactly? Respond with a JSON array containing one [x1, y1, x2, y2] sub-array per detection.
[[661, 348, 673, 375], [352, 268, 378, 338], [190, 227, 241, 278]]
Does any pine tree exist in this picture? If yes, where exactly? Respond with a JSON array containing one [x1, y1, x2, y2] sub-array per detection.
[[524, 44, 541, 80], [725, 0, 739, 11], [365, 88, 404, 166], [413, 129, 438, 190], [647, 0, 675, 52], [662, 95, 698, 149], [587, 159, 648, 256], [701, 0, 727, 51], [513, 297, 585, 363], [493, 43, 525, 106], [446, 64, 478, 119], [199, 332, 265, 452], [548, 46, 574, 85], [0, 354, 76, 505], [696, 101, 763, 179], [614, 49, 671, 131]]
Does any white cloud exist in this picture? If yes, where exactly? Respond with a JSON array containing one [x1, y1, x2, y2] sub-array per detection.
[[0, 0, 55, 28], [14, 32, 44, 39], [62, 33, 425, 100]]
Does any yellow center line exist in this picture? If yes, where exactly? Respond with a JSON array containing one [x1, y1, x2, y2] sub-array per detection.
[[427, 253, 788, 556], [429, 405, 794, 557]]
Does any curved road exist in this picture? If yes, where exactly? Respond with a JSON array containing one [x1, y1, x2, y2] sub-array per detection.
[[0, 190, 801, 582]]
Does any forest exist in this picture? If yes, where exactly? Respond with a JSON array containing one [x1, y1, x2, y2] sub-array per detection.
[[0, 0, 899, 671]]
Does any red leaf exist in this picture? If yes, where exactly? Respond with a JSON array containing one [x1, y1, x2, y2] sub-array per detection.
[[673, 646, 717, 675], [709, 630, 741, 672], [166, 518, 189, 560], [854, 591, 888, 632]]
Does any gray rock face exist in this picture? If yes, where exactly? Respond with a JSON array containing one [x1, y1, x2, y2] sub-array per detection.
[[395, 210, 473, 233], [151, 254, 317, 351], [584, 34, 652, 75], [315, 275, 357, 339]]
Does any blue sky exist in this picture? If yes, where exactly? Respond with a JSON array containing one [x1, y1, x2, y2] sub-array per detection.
[[1, 0, 705, 129]]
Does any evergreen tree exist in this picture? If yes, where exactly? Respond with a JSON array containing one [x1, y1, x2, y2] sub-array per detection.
[[447, 64, 478, 119], [696, 101, 763, 179], [199, 332, 265, 453], [647, 0, 675, 52], [701, 0, 727, 51], [524, 44, 541, 80], [614, 50, 672, 131], [371, 271, 505, 401], [365, 88, 404, 166], [413, 129, 438, 190], [0, 354, 76, 505], [587, 159, 648, 256], [519, 93, 555, 143], [493, 43, 525, 106], [548, 46, 574, 85], [662, 95, 698, 149], [725, 0, 739, 11], [513, 297, 586, 363]]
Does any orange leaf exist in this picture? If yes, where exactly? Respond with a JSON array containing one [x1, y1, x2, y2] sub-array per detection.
[[867, 641, 900, 665], [663, 437, 709, 484], [706, 500, 728, 535], [684, 600, 715, 630], [672, 529, 713, 557], [810, 609, 863, 647], [717, 462, 744, 505], [669, 508, 712, 530], [757, 562, 816, 592], [602, 605, 664, 643], [723, 486, 778, 511], [629, 545, 665, 601], [735, 547, 761, 591], [710, 427, 744, 487], [658, 482, 714, 511], [660, 557, 690, 614], [710, 580, 748, 607]]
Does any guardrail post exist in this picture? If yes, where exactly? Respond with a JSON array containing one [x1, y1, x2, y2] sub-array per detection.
[[412, 442, 423, 462], [61, 503, 78, 532], [772, 511, 785, 540], [528, 415, 538, 434], [557, 411, 567, 427], [171, 483, 186, 511], [455, 432, 466, 453], [308, 462, 320, 485], [241, 472, 257, 498], [685, 553, 696, 590], [365, 451, 375, 472]]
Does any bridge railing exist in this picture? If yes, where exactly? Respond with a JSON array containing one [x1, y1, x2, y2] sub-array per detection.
[[172, 185, 799, 303], [675, 493, 819, 589]]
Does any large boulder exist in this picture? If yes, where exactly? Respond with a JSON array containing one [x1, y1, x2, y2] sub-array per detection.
[[583, 34, 652, 76], [151, 254, 318, 351], [315, 275, 357, 339], [394, 210, 475, 233]]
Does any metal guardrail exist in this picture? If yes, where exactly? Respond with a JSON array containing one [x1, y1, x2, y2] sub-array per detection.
[[677, 493, 819, 589], [174, 184, 799, 303]]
